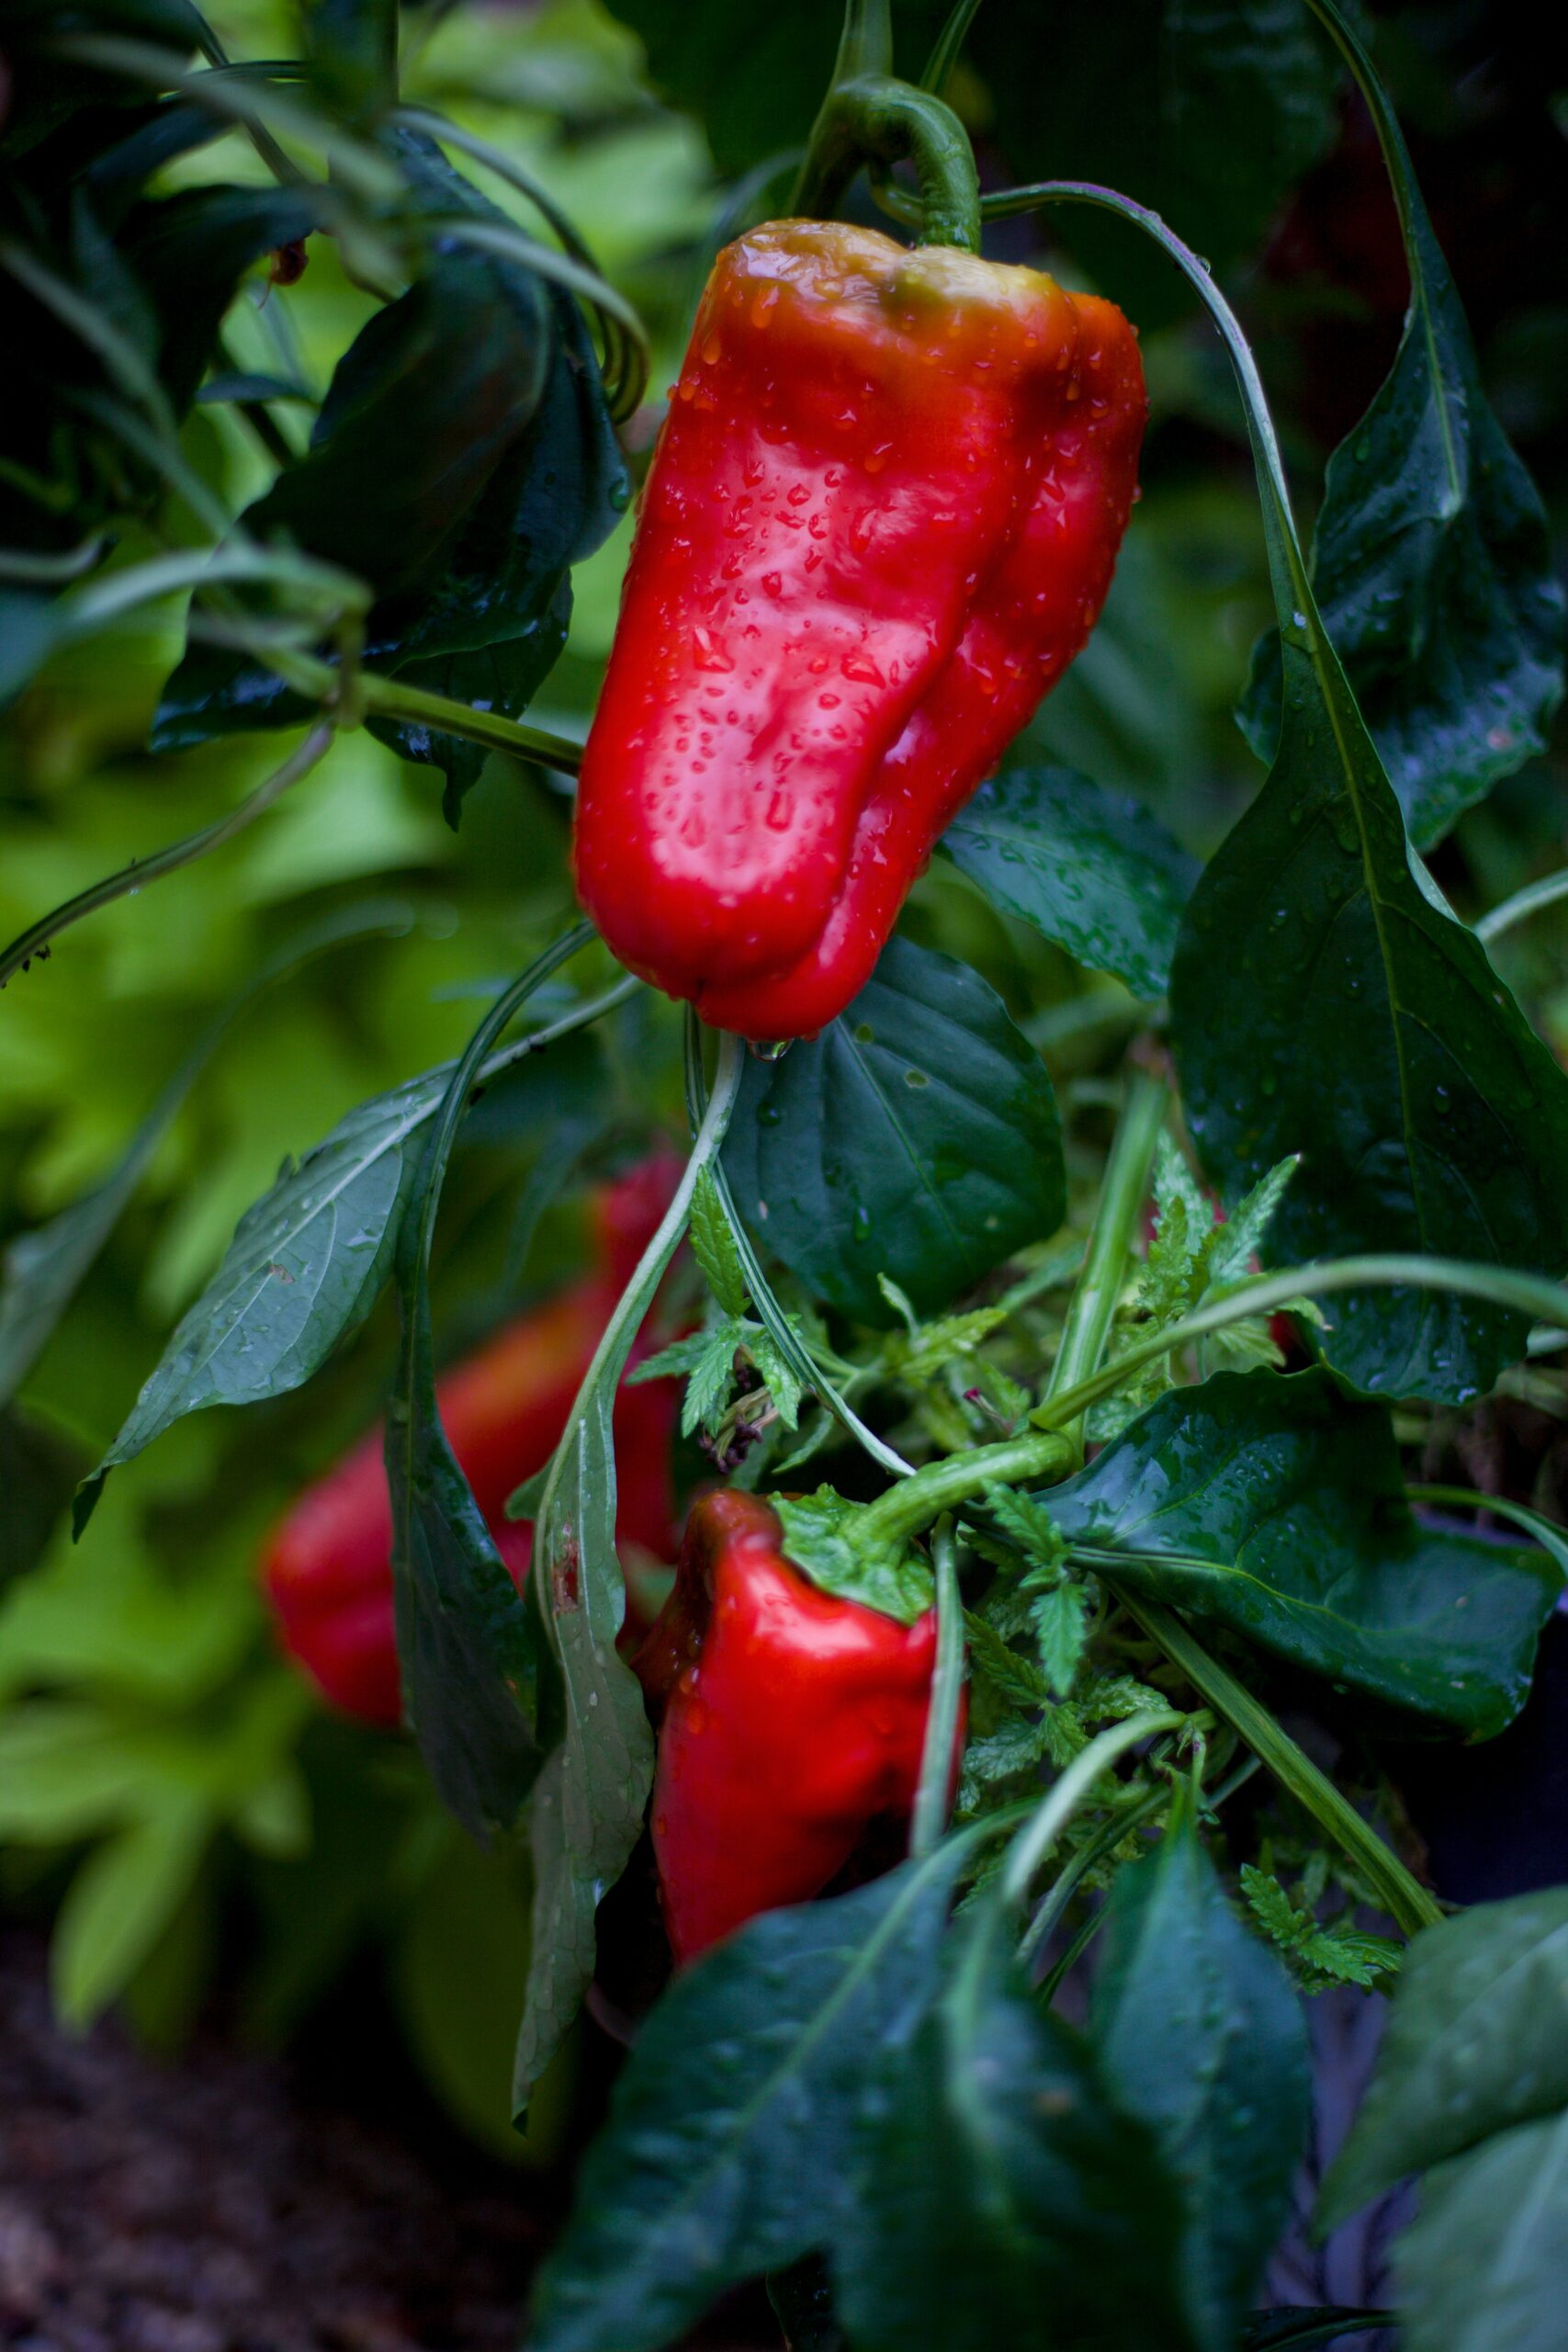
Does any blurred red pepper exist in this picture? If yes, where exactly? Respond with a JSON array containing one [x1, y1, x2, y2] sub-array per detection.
[[263, 1151, 683, 1725], [634, 1487, 964, 1965], [574, 218, 1144, 1040]]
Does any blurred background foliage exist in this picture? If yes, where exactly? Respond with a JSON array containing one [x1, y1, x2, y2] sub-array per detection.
[[0, 0, 1563, 2161]]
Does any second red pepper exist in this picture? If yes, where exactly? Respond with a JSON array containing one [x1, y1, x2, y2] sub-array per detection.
[[263, 1153, 682, 1725], [634, 1487, 963, 1965]]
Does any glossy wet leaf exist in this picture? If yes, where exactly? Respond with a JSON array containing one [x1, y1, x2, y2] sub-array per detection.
[[78, 1064, 447, 1527], [528, 1851, 968, 2352], [940, 763, 1197, 997], [836, 1898, 1194, 2352], [1044, 1371, 1558, 1736], [1320, 1889, 1568, 2226], [1394, 2110, 1568, 2352], [1093, 1815, 1310, 2347], [1240, 14, 1564, 846], [722, 935, 1065, 1327]]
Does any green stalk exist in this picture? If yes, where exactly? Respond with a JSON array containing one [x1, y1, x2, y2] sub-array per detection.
[[0, 726, 333, 989], [855, 1426, 1078, 1552], [1112, 1591, 1442, 1936], [792, 0, 980, 251], [1476, 866, 1568, 944], [1043, 1068, 1167, 1450], [355, 673, 583, 775], [1000, 1711, 1185, 1907], [909, 1518, 964, 1859]]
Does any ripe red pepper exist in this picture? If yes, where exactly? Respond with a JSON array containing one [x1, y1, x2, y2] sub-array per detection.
[[263, 1153, 683, 1725], [634, 1487, 963, 1965], [573, 219, 1145, 1040]]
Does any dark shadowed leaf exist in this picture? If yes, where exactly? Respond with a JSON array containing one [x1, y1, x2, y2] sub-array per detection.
[[722, 935, 1065, 1328], [1320, 1889, 1568, 2226], [1239, 8, 1564, 846], [1093, 1815, 1310, 2346], [527, 1851, 969, 2352], [1044, 1371, 1558, 1736], [835, 1897, 1195, 2352], [940, 763, 1197, 997]]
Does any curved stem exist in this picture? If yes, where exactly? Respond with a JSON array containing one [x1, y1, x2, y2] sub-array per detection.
[[355, 672, 583, 775], [1045, 1067, 1167, 1446], [1475, 866, 1568, 944], [1036, 1252, 1568, 1434], [793, 67, 980, 251], [909, 1517, 964, 1860], [920, 0, 985, 94], [1000, 1711, 1185, 1908], [1111, 1591, 1442, 1935], [856, 1426, 1077, 1549], [0, 726, 333, 990]]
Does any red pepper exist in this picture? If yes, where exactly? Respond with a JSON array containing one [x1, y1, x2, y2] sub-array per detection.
[[263, 1153, 682, 1725], [573, 219, 1144, 1040], [634, 1487, 963, 1965]]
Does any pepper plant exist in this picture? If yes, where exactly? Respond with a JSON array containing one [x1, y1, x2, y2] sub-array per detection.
[[2, 0, 1567, 2345]]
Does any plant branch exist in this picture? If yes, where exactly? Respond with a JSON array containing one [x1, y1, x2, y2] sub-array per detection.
[[1044, 1066, 1167, 1445], [909, 1518, 964, 1859]]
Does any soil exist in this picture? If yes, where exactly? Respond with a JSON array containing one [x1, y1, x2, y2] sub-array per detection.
[[0, 1930, 771, 2352]]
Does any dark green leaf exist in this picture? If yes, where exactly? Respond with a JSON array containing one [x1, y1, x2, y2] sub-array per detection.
[[1393, 2110, 1568, 2352], [976, 0, 1337, 329], [0, 1408, 86, 1588], [1241, 2314, 1390, 2350], [121, 183, 320, 412], [1093, 1815, 1310, 2346], [768, 2259, 844, 2352], [598, 0, 864, 175], [722, 935, 1065, 1327], [1239, 17, 1564, 846], [1047, 1371, 1557, 1736], [196, 370, 313, 405], [155, 133, 628, 810], [1320, 1889, 1568, 2226], [513, 1082, 700, 2103], [385, 1266, 542, 1838], [527, 1849, 969, 2352], [940, 763, 1197, 998], [0, 1, 207, 162], [834, 1898, 1195, 2352], [1171, 615, 1568, 1404]]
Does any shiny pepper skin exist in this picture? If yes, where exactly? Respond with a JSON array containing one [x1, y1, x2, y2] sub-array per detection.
[[573, 219, 1145, 1040], [263, 1154, 682, 1726], [634, 1488, 962, 1965]]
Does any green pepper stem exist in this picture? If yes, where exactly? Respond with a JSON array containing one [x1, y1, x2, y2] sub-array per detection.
[[792, 72, 981, 253], [355, 672, 584, 775], [856, 1426, 1077, 1550], [909, 1517, 964, 1859], [1043, 1067, 1168, 1450]]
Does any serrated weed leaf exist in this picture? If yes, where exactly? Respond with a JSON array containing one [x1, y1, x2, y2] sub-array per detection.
[[689, 1166, 749, 1317], [1048, 1371, 1557, 1734], [1319, 1888, 1568, 2227], [723, 935, 1065, 1327], [940, 763, 1198, 997], [528, 1851, 969, 2352], [1093, 1818, 1310, 2347]]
